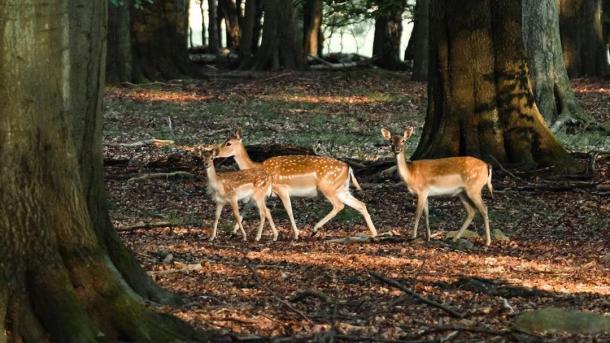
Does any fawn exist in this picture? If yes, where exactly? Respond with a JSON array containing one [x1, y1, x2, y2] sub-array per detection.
[[217, 128, 377, 240], [194, 145, 278, 242], [381, 127, 494, 245]]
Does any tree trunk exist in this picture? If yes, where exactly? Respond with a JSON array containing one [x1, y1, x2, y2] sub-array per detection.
[[208, 0, 220, 53], [107, 0, 133, 84], [239, 0, 258, 68], [522, 0, 584, 127], [415, 0, 574, 170], [373, 1, 408, 70], [219, 0, 241, 49], [558, 0, 610, 77], [200, 0, 207, 45], [303, 0, 324, 57], [411, 0, 429, 80], [0, 1, 208, 340], [252, 0, 305, 70], [130, 0, 199, 81]]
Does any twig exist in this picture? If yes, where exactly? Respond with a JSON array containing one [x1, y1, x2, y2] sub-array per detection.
[[369, 271, 466, 319], [109, 138, 175, 148], [127, 171, 195, 182], [407, 325, 510, 340], [246, 263, 313, 324], [487, 154, 523, 181]]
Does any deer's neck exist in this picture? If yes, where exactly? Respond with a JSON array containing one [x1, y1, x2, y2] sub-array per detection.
[[206, 164, 220, 191], [396, 151, 411, 184], [234, 145, 259, 170]]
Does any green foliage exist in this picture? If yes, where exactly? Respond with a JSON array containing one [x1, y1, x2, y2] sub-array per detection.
[[323, 0, 412, 29]]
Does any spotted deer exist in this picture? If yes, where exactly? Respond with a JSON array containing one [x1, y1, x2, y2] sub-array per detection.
[[194, 146, 278, 242], [217, 128, 377, 240], [381, 127, 494, 245]]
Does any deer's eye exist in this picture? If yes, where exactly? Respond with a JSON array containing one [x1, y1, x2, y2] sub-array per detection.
[[225, 142, 232, 147]]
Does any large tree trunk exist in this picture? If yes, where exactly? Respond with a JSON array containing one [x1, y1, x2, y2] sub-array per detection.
[[130, 0, 200, 80], [251, 0, 305, 70], [415, 0, 573, 170], [303, 0, 324, 57], [219, 0, 241, 49], [373, 1, 407, 70], [558, 0, 610, 77], [411, 0, 429, 81], [107, 0, 133, 84], [0, 1, 208, 340], [208, 0, 220, 53], [522, 0, 584, 128]]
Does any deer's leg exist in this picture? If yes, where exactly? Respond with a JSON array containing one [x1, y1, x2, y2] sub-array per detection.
[[232, 201, 250, 234], [275, 187, 299, 240], [423, 198, 430, 240], [264, 206, 278, 241], [412, 194, 427, 239], [312, 190, 345, 235], [465, 189, 491, 246], [253, 196, 267, 242], [229, 198, 247, 241], [337, 189, 377, 237], [210, 202, 224, 241], [453, 193, 476, 242]]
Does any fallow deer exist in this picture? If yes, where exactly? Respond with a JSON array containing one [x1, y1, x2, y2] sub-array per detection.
[[381, 127, 494, 245], [194, 145, 278, 242], [217, 128, 377, 240]]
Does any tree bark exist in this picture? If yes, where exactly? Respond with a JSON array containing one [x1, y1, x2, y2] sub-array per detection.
[[239, 0, 258, 68], [251, 0, 305, 70], [107, 0, 133, 84], [373, 1, 408, 70], [130, 0, 200, 81], [208, 0, 220, 53], [303, 0, 324, 57], [200, 0, 207, 45], [558, 0, 610, 77], [219, 0, 241, 49], [522, 0, 584, 126], [415, 0, 574, 170], [0, 0, 208, 340], [411, 0, 429, 80]]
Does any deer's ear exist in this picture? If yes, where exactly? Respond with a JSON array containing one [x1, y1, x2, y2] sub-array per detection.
[[381, 128, 392, 141], [403, 127, 415, 140], [234, 127, 242, 140], [212, 146, 220, 157]]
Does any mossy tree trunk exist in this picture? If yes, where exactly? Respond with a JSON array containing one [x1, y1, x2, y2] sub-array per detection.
[[303, 0, 324, 57], [559, 0, 610, 77], [411, 0, 429, 81], [0, 1, 209, 340], [130, 0, 200, 80], [522, 0, 584, 127], [251, 0, 305, 70], [414, 0, 574, 170], [372, 0, 407, 70]]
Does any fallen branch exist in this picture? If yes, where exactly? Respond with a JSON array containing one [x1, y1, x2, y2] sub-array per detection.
[[289, 289, 331, 304], [116, 220, 200, 232], [246, 263, 313, 324], [109, 138, 175, 148], [127, 171, 195, 182], [407, 325, 510, 340], [325, 233, 409, 244], [369, 271, 466, 319]]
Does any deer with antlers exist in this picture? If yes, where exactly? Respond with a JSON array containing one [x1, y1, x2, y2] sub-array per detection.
[[194, 145, 278, 242], [217, 128, 377, 240], [381, 127, 494, 245]]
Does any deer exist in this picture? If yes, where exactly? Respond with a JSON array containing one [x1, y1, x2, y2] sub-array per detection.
[[216, 128, 377, 240], [381, 127, 494, 245], [193, 145, 278, 242]]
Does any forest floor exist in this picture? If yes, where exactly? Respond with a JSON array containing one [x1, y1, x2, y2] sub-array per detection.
[[103, 70, 609, 342]]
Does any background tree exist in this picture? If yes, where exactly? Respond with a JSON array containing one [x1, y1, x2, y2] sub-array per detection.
[[304, 0, 324, 56], [251, 0, 305, 70], [372, 0, 408, 70], [107, 0, 133, 83], [522, 0, 584, 128], [208, 0, 220, 53], [415, 0, 573, 170], [239, 0, 260, 67], [559, 0, 610, 77], [219, 0, 242, 49], [410, 0, 429, 80], [0, 0, 211, 340]]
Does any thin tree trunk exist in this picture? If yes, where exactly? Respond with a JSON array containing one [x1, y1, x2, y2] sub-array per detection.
[[0, 0, 209, 340], [107, 0, 133, 83], [559, 0, 610, 77], [303, 0, 323, 57], [200, 0, 207, 45], [208, 0, 220, 53], [411, 0, 429, 80], [239, 0, 257, 68], [522, 0, 585, 127], [415, 0, 574, 170], [373, 1, 408, 70], [252, 0, 305, 70]]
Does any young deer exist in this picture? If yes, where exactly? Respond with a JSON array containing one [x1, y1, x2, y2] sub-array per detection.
[[194, 145, 278, 242], [217, 128, 377, 240], [381, 127, 494, 245]]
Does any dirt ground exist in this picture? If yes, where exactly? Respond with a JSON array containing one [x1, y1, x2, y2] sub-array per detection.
[[104, 71, 609, 342]]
